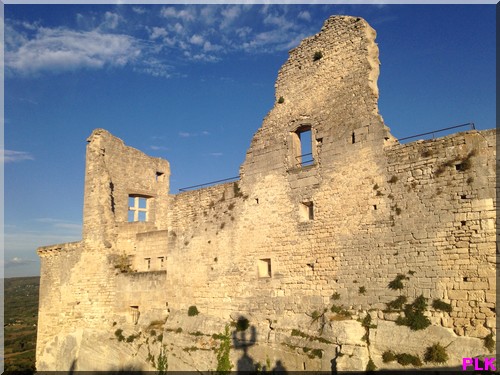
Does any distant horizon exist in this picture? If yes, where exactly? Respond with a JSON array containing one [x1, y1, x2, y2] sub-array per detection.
[[5, 4, 495, 278]]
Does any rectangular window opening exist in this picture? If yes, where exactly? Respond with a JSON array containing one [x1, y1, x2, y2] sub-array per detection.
[[292, 125, 314, 168], [130, 306, 140, 324], [156, 172, 165, 182], [258, 258, 272, 278], [299, 201, 314, 221], [128, 195, 149, 222], [145, 258, 151, 270], [158, 256, 165, 268]]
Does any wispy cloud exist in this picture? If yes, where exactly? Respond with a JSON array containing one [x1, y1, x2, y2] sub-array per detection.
[[2, 149, 34, 163], [6, 27, 141, 75], [150, 145, 168, 151], [5, 257, 37, 268], [5, 5, 327, 78], [178, 130, 210, 138], [209, 152, 223, 157]]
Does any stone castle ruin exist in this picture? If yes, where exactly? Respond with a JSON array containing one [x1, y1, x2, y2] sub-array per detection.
[[36, 16, 496, 371]]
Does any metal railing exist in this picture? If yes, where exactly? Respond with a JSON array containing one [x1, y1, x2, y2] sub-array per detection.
[[295, 152, 314, 167], [398, 122, 475, 142], [178, 176, 239, 192]]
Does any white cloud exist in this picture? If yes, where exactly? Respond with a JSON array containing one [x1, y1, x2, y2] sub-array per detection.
[[102, 11, 121, 30], [150, 27, 168, 40], [298, 11, 311, 22], [179, 131, 192, 138], [6, 27, 142, 75], [160, 6, 196, 22], [190, 34, 204, 46], [132, 7, 146, 15], [209, 152, 223, 157], [150, 145, 169, 151], [5, 257, 37, 267], [2, 150, 34, 163], [220, 6, 242, 30]]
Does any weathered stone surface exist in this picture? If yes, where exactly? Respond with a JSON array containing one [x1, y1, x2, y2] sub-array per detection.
[[36, 15, 496, 372]]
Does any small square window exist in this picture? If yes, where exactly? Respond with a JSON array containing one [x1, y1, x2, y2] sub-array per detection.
[[299, 201, 314, 221], [258, 258, 272, 278], [145, 258, 151, 270], [158, 257, 165, 268]]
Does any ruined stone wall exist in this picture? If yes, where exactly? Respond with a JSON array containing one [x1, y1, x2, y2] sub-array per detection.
[[82, 128, 170, 249], [36, 15, 496, 372]]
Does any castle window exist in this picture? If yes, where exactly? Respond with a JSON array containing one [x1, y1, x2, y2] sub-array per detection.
[[158, 256, 165, 269], [128, 195, 149, 222], [130, 306, 140, 324], [291, 125, 314, 168], [145, 258, 151, 270], [156, 172, 165, 182], [299, 201, 314, 221], [258, 258, 272, 278]]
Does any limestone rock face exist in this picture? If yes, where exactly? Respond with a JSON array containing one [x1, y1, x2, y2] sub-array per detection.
[[36, 15, 496, 372]]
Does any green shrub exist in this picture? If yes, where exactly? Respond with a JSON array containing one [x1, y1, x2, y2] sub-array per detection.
[[114, 329, 125, 342], [359, 286, 366, 295], [386, 295, 407, 311], [396, 295, 431, 331], [215, 325, 233, 374], [382, 350, 396, 363], [313, 51, 323, 61], [331, 292, 341, 300], [388, 175, 398, 183], [396, 353, 422, 367], [188, 306, 199, 316], [432, 299, 452, 313], [366, 358, 377, 371], [175, 327, 183, 333], [484, 333, 495, 353], [126, 333, 140, 343], [424, 343, 448, 363], [388, 274, 408, 290], [278, 96, 285, 104]]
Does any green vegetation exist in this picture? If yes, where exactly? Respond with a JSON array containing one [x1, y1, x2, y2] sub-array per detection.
[[388, 175, 398, 183], [382, 350, 396, 363], [358, 286, 366, 295], [432, 299, 452, 313], [113, 253, 133, 273], [386, 295, 407, 311], [484, 333, 495, 353], [331, 292, 341, 300], [188, 305, 199, 316], [115, 329, 126, 342], [290, 329, 332, 344], [366, 358, 377, 371], [4, 277, 39, 373], [215, 325, 233, 374], [395, 353, 422, 367], [189, 331, 206, 337], [382, 350, 424, 367], [330, 304, 352, 319], [126, 333, 141, 343], [424, 343, 448, 363], [388, 274, 408, 290], [278, 96, 285, 104], [395, 295, 431, 331], [313, 51, 323, 61]]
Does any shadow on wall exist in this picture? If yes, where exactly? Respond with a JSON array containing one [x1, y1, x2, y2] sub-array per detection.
[[60, 318, 473, 375]]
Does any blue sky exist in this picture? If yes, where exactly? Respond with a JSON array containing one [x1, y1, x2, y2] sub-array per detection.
[[3, 4, 496, 277]]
